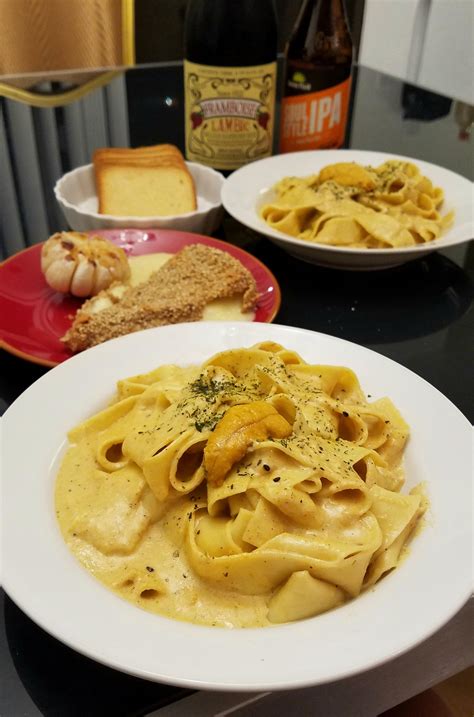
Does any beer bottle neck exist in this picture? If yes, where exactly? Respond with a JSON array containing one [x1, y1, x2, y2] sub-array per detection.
[[287, 0, 352, 65], [184, 0, 277, 66]]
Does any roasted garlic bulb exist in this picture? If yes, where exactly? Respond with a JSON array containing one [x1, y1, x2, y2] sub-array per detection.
[[41, 232, 130, 298]]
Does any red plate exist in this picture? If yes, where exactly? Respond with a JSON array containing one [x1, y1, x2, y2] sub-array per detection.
[[0, 229, 281, 367]]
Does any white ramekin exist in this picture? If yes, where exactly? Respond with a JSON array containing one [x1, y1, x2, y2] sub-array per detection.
[[54, 161, 225, 234]]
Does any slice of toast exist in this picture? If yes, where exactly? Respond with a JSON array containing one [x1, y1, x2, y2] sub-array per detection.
[[93, 144, 183, 165], [62, 244, 259, 352], [94, 144, 183, 157], [93, 144, 197, 216], [96, 163, 197, 216]]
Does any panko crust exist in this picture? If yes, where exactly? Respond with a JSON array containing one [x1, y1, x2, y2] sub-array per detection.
[[62, 244, 259, 352]]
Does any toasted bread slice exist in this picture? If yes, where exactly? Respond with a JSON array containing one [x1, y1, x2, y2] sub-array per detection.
[[93, 143, 196, 216], [93, 145, 184, 166], [96, 163, 197, 216], [62, 244, 259, 352], [94, 144, 183, 159]]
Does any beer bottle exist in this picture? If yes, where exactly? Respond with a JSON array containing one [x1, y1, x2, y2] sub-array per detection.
[[183, 0, 278, 172], [280, 0, 353, 153]]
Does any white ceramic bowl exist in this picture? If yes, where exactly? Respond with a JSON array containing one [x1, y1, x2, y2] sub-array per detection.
[[54, 161, 225, 234], [222, 150, 474, 270], [2, 322, 472, 691]]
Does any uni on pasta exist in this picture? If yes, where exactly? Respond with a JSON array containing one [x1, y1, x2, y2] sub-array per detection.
[[260, 160, 453, 249], [55, 343, 427, 627]]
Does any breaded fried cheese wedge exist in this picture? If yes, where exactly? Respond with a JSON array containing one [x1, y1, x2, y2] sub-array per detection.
[[62, 244, 259, 352]]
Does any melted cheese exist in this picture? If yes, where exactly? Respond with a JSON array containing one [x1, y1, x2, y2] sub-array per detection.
[[128, 253, 172, 285]]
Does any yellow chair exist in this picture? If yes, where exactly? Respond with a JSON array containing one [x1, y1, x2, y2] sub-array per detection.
[[0, 0, 134, 108], [0, 1, 135, 256]]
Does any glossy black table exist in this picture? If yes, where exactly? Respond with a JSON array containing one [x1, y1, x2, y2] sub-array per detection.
[[2, 220, 473, 717], [1, 64, 473, 716]]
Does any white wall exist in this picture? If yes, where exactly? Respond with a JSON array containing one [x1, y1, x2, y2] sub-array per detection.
[[418, 0, 474, 106], [359, 0, 474, 104], [359, 0, 420, 81]]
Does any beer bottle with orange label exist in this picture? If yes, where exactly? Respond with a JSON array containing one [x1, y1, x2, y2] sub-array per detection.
[[279, 0, 353, 153]]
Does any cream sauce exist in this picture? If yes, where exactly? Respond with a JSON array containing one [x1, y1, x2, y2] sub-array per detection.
[[128, 253, 255, 322], [55, 441, 269, 627]]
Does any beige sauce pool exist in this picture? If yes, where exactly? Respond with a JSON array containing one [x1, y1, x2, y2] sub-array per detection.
[[55, 439, 269, 627]]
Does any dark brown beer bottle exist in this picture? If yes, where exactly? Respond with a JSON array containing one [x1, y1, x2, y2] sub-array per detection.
[[183, 0, 278, 171], [280, 0, 353, 153]]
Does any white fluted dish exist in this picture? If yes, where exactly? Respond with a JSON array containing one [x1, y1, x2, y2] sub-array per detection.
[[54, 161, 224, 234]]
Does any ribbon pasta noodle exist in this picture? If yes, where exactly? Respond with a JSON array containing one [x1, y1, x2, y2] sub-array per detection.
[[55, 343, 427, 627], [260, 160, 453, 249]]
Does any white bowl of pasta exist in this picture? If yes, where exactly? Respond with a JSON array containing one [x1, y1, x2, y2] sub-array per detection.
[[2, 322, 471, 690], [222, 150, 473, 270]]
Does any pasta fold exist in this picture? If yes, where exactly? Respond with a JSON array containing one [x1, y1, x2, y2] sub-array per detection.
[[261, 160, 453, 249]]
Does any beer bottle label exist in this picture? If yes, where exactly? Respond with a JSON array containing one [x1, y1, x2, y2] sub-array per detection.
[[280, 76, 352, 152], [184, 60, 277, 170]]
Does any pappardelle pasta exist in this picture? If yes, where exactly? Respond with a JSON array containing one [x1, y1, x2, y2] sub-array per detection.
[[55, 343, 427, 627], [260, 160, 453, 249]]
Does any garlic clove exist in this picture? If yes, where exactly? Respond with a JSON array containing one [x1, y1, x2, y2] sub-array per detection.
[[70, 257, 95, 297], [109, 253, 131, 281], [41, 237, 70, 272], [93, 264, 113, 294], [45, 258, 76, 293]]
